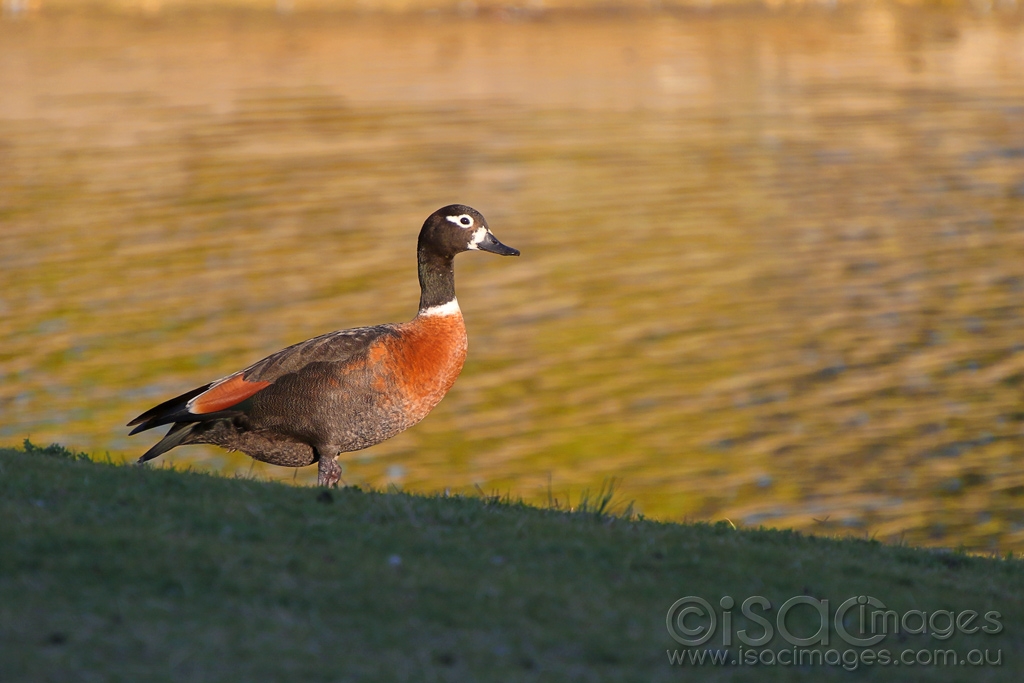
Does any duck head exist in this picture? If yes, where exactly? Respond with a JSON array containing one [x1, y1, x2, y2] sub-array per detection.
[[419, 205, 520, 259]]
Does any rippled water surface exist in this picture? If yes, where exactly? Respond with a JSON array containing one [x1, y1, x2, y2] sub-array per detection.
[[3, 6, 1024, 550]]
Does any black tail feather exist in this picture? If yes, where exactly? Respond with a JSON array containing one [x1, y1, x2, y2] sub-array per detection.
[[127, 384, 210, 434], [137, 423, 196, 463]]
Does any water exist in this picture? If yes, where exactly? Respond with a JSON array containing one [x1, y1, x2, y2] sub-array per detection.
[[2, 5, 1024, 551]]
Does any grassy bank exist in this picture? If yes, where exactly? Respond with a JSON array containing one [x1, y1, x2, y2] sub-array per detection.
[[1, 442, 1021, 681]]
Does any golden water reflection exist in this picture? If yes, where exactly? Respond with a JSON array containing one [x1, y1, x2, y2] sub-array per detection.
[[2, 6, 1024, 551]]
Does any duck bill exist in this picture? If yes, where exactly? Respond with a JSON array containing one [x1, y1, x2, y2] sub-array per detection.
[[476, 231, 520, 256]]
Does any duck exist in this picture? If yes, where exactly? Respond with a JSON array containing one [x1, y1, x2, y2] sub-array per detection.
[[127, 204, 519, 487]]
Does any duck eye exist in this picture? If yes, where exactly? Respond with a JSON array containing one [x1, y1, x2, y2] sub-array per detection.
[[446, 214, 474, 228]]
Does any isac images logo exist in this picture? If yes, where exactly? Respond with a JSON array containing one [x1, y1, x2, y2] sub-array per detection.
[[665, 595, 1003, 670]]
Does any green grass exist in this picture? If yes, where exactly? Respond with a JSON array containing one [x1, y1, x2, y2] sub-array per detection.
[[1, 441, 1022, 682]]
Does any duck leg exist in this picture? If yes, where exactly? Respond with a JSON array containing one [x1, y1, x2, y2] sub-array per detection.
[[316, 448, 342, 488]]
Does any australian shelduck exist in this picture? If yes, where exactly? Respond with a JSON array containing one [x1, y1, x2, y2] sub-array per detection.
[[127, 205, 519, 487]]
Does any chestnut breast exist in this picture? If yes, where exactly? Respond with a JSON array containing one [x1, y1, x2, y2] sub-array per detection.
[[376, 312, 468, 427]]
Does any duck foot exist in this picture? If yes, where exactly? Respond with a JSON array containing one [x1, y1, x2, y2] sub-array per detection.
[[317, 457, 341, 488]]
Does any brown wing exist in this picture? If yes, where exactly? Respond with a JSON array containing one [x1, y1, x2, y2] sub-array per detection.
[[239, 326, 393, 383], [127, 325, 394, 434]]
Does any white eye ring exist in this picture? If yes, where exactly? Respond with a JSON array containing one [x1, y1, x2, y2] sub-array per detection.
[[446, 214, 474, 228]]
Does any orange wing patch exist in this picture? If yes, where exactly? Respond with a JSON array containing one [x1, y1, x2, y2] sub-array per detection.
[[188, 374, 271, 415]]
